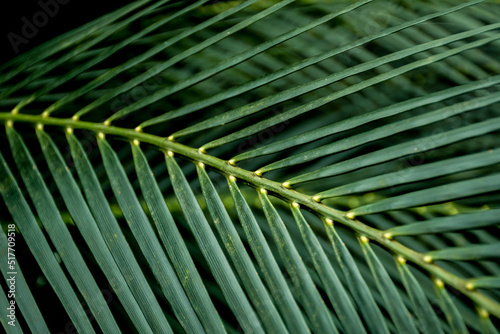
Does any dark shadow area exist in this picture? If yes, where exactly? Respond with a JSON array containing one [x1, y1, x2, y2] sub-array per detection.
[[0, 0, 133, 64]]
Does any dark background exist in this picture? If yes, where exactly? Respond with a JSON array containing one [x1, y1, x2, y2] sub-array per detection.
[[0, 0, 132, 64]]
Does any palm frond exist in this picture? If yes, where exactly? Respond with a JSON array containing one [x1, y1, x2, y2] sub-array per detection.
[[1, 0, 499, 332]]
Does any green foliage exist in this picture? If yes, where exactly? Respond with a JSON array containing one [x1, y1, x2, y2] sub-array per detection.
[[1, 0, 499, 332]]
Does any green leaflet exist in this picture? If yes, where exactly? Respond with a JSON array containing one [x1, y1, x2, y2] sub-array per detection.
[[174, 23, 500, 140], [165, 154, 263, 334], [108, 0, 300, 124], [288, 117, 500, 185], [258, 87, 500, 173], [385, 209, 500, 237], [479, 311, 499, 334], [132, 144, 226, 333], [75, 0, 263, 119], [99, 137, 200, 334], [17, 0, 172, 112], [110, 0, 372, 124], [466, 276, 500, 290], [1, 1, 158, 102], [396, 259, 444, 334], [0, 148, 92, 333], [67, 133, 171, 333], [425, 244, 500, 262], [197, 167, 287, 333], [324, 222, 389, 334], [7, 127, 118, 333], [0, 286, 23, 334], [37, 130, 152, 333], [358, 239, 418, 334], [232, 74, 500, 163], [141, 0, 482, 130], [349, 173, 500, 217], [0, 152, 94, 332], [316, 148, 500, 200], [369, 21, 469, 87], [227, 178, 310, 333], [395, 7, 491, 82], [0, 226, 49, 333], [259, 192, 337, 333], [44, 0, 209, 115], [435, 281, 469, 334], [202, 45, 500, 153], [290, 205, 366, 334]]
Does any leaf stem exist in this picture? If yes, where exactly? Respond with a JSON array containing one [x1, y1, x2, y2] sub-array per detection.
[[1, 111, 499, 318]]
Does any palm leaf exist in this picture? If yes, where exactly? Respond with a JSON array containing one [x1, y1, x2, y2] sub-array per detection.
[[1, 0, 499, 332]]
